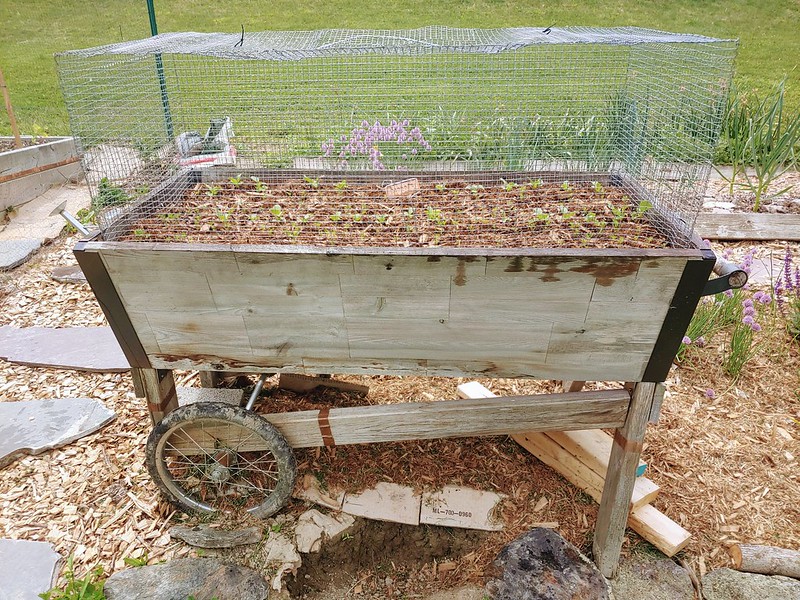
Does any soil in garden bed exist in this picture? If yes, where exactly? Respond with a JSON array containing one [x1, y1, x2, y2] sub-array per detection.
[[120, 178, 670, 249]]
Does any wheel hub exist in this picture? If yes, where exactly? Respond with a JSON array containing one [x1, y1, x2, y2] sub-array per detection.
[[207, 448, 237, 483]]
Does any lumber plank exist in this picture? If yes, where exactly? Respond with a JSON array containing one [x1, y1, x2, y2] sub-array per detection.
[[164, 390, 630, 450], [511, 432, 658, 511], [729, 544, 800, 579], [694, 213, 800, 241], [546, 430, 647, 479], [594, 382, 656, 577], [628, 504, 691, 557]]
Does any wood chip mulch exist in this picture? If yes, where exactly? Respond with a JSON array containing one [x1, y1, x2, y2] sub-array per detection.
[[0, 234, 797, 593]]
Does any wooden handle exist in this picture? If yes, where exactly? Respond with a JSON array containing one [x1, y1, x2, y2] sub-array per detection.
[[0, 66, 22, 149]]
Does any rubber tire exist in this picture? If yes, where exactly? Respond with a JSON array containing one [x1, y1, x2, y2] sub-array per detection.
[[146, 402, 296, 518]]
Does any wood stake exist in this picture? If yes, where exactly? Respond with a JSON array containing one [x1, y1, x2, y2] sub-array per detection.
[[0, 66, 22, 148]]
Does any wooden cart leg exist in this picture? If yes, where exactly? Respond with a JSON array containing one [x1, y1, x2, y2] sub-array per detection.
[[199, 371, 224, 388], [593, 381, 657, 578], [135, 368, 178, 425]]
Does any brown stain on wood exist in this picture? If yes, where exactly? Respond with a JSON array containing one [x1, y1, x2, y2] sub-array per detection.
[[454, 259, 468, 286], [524, 259, 564, 282], [286, 283, 298, 296], [569, 259, 640, 287], [180, 322, 201, 333], [505, 257, 524, 273]]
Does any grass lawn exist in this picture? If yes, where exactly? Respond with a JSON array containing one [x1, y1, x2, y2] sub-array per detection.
[[0, 0, 798, 135]]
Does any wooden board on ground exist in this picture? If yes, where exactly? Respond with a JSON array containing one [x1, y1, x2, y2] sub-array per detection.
[[628, 504, 691, 556], [694, 213, 800, 241]]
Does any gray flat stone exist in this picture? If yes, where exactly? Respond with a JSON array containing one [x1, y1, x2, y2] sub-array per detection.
[[0, 326, 129, 372], [0, 238, 40, 270], [0, 398, 115, 468], [485, 528, 609, 600], [51, 264, 87, 283], [105, 558, 269, 600], [610, 555, 694, 600], [169, 525, 262, 548], [701, 568, 800, 600], [0, 539, 62, 600]]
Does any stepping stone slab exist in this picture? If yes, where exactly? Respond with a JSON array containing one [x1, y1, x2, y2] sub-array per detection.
[[0, 397, 115, 468], [50, 264, 87, 283], [609, 554, 695, 600], [104, 558, 269, 600], [0, 539, 62, 600], [421, 485, 505, 531], [169, 525, 261, 549], [0, 238, 40, 270], [485, 527, 609, 600], [0, 326, 129, 371], [701, 568, 800, 600], [342, 482, 422, 525]]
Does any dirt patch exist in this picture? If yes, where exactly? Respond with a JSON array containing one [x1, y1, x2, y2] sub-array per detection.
[[288, 519, 486, 599], [120, 178, 667, 249]]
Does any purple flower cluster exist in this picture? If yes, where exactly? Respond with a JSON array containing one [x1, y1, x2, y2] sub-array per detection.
[[322, 119, 432, 171], [741, 298, 762, 332], [774, 247, 800, 314]]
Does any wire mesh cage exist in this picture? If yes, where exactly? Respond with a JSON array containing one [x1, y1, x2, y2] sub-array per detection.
[[56, 26, 737, 248]]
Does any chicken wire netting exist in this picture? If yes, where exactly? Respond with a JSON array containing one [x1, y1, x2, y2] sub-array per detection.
[[55, 26, 737, 248]]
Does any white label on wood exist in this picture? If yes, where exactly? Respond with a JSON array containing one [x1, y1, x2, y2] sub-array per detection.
[[420, 486, 506, 531], [341, 482, 422, 525]]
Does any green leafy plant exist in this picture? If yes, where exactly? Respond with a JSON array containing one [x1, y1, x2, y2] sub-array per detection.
[[303, 175, 320, 189], [250, 176, 268, 193], [435, 182, 447, 192], [123, 553, 149, 568], [204, 184, 222, 197], [40, 556, 105, 600], [93, 178, 129, 211], [269, 204, 283, 219], [334, 180, 348, 191], [228, 174, 243, 185]]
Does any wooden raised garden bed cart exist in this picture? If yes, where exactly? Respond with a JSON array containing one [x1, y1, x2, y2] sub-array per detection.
[[59, 26, 740, 576]]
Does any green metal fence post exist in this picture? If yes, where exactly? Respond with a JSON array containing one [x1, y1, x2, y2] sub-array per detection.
[[146, 0, 174, 139]]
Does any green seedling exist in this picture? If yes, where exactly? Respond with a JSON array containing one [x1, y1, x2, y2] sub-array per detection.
[[528, 178, 544, 189], [561, 181, 573, 192], [467, 184, 484, 196], [303, 175, 320, 189], [591, 181, 605, 194], [330, 211, 343, 222], [425, 206, 447, 226], [435, 182, 447, 192], [334, 180, 348, 191], [501, 179, 519, 192], [228, 174, 243, 185], [204, 184, 222, 197], [632, 199, 653, 219], [250, 176, 267, 193], [270, 204, 283, 219], [375, 214, 389, 225], [39, 556, 105, 600]]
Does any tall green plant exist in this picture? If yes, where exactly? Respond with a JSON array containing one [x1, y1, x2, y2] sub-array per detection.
[[718, 80, 800, 211]]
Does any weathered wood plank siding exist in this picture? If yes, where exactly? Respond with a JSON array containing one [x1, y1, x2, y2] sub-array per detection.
[[91, 243, 700, 380]]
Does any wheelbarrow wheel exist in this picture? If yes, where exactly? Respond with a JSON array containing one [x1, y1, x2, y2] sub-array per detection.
[[146, 402, 296, 518]]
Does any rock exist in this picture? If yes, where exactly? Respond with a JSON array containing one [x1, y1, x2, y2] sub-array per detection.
[[0, 398, 116, 468], [0, 539, 62, 600], [50, 264, 87, 283], [82, 144, 143, 185], [424, 586, 486, 599], [0, 326, 129, 372], [104, 558, 268, 600], [610, 555, 694, 600], [263, 532, 301, 591], [0, 238, 40, 270], [701, 567, 800, 600], [420, 485, 505, 531], [485, 528, 609, 600], [293, 473, 345, 510], [294, 509, 355, 553], [342, 482, 422, 525], [169, 525, 262, 548]]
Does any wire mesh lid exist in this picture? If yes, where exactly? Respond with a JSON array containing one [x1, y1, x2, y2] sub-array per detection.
[[56, 26, 735, 60]]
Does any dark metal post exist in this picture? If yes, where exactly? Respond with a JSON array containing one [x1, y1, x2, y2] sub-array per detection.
[[146, 0, 174, 139]]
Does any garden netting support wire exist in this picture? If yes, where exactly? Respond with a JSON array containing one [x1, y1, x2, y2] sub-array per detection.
[[55, 26, 737, 248]]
